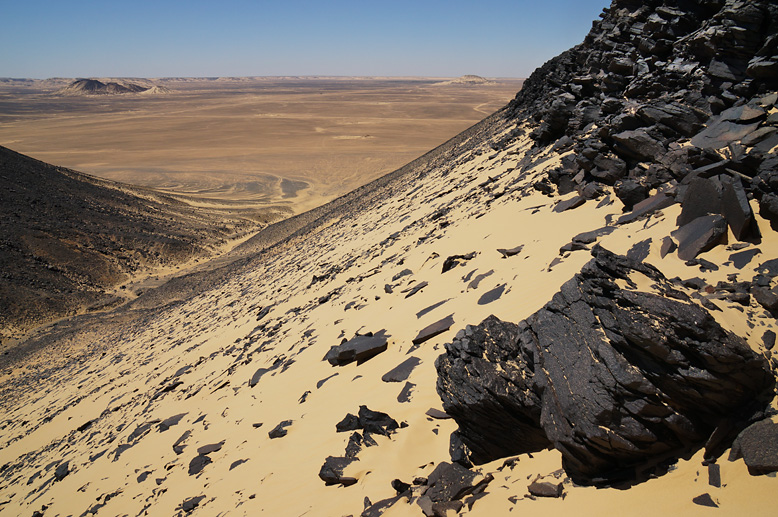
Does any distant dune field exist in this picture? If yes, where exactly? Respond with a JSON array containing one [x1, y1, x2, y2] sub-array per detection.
[[0, 77, 523, 214]]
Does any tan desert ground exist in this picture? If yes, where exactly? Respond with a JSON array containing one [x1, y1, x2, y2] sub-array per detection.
[[2, 1, 778, 517]]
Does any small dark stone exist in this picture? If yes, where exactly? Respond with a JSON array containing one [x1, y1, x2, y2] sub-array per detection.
[[729, 248, 760, 269], [404, 281, 429, 298], [442, 253, 476, 273], [708, 463, 721, 488], [616, 192, 676, 225], [424, 462, 491, 503], [660, 236, 677, 258], [626, 239, 651, 262], [182, 495, 206, 513], [196, 441, 224, 455], [763, 330, 776, 351], [413, 315, 455, 345], [187, 455, 211, 476], [325, 331, 389, 366], [692, 493, 718, 508], [553, 196, 585, 213], [229, 459, 248, 471], [391, 478, 411, 494], [54, 461, 69, 482], [527, 481, 563, 498], [319, 456, 359, 486], [358, 405, 399, 436], [336, 413, 361, 433], [752, 286, 778, 317], [158, 413, 187, 432], [268, 420, 293, 439], [497, 245, 524, 258], [426, 408, 452, 420]]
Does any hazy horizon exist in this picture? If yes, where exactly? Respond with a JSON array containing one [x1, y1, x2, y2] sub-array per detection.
[[2, 0, 608, 79]]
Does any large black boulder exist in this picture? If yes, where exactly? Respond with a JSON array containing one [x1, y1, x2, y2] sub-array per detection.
[[436, 247, 774, 485]]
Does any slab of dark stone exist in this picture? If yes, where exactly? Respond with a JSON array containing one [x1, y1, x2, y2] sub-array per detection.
[[527, 481, 563, 498], [404, 281, 429, 299], [268, 420, 293, 439], [442, 253, 476, 273], [692, 493, 718, 508], [382, 357, 422, 383], [358, 405, 399, 436], [721, 175, 759, 241], [412, 315, 455, 345], [752, 285, 778, 317], [660, 236, 677, 258], [612, 129, 664, 161], [187, 455, 211, 476], [158, 413, 187, 432], [229, 459, 248, 471], [708, 463, 721, 488], [497, 245, 524, 258], [467, 270, 493, 290], [196, 441, 224, 455], [325, 331, 389, 366], [425, 408, 452, 420], [319, 456, 359, 486], [182, 495, 206, 513], [763, 330, 776, 351], [54, 461, 69, 482], [671, 214, 728, 261], [553, 196, 585, 213], [436, 247, 774, 485], [336, 413, 361, 433], [677, 176, 722, 227], [691, 119, 762, 149], [616, 192, 676, 225], [572, 226, 617, 245], [424, 462, 492, 503]]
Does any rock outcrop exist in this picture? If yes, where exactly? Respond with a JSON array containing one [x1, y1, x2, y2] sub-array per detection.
[[436, 247, 774, 485]]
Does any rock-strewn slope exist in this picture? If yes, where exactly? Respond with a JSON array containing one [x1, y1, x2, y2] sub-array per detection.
[[0, 146, 276, 345]]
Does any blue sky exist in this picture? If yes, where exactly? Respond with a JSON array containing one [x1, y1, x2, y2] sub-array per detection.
[[1, 0, 609, 78]]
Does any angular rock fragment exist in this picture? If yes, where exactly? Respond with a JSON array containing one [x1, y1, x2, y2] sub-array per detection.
[[708, 463, 721, 488], [671, 214, 728, 260], [660, 236, 677, 258], [188, 455, 211, 476], [626, 239, 651, 262], [325, 331, 389, 366], [319, 456, 359, 486], [358, 405, 399, 436], [54, 461, 69, 482], [477, 284, 506, 305], [268, 420, 293, 439], [527, 481, 563, 498], [158, 413, 187, 432], [729, 420, 778, 475], [617, 192, 676, 225], [442, 253, 476, 273], [436, 247, 774, 484], [412, 315, 455, 345], [381, 357, 422, 383], [496, 245, 524, 258], [752, 286, 778, 317], [425, 408, 452, 420], [677, 176, 722, 227], [336, 413, 361, 433], [553, 196, 585, 213], [397, 382, 415, 403], [423, 462, 492, 504], [612, 129, 664, 161], [721, 176, 759, 241], [692, 493, 718, 508], [182, 495, 206, 513], [404, 281, 429, 298], [196, 441, 224, 455]]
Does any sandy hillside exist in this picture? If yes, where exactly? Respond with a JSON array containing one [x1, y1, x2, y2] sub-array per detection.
[[2, 1, 778, 516]]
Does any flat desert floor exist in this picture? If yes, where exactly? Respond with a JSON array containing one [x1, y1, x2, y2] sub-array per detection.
[[0, 77, 523, 213]]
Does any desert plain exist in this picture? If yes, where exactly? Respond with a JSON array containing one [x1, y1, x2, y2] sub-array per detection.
[[0, 77, 522, 213]]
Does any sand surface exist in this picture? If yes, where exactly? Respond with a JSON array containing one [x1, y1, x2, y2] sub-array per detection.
[[1, 116, 775, 516], [0, 77, 522, 214]]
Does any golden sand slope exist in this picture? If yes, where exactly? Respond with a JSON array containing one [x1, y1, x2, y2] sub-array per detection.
[[0, 119, 776, 516]]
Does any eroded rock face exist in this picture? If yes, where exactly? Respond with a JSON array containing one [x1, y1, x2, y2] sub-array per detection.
[[436, 247, 774, 485]]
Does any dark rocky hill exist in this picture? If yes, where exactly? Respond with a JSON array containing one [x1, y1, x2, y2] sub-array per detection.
[[0, 146, 270, 345], [56, 78, 169, 95]]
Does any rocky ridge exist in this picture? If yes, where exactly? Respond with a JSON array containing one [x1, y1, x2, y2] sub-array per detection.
[[0, 0, 777, 516]]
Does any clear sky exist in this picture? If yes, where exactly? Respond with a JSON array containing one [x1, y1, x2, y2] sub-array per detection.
[[1, 0, 610, 79]]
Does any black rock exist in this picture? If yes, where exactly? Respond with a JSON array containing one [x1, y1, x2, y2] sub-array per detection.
[[404, 281, 429, 298], [436, 247, 774, 485], [358, 405, 399, 436], [381, 357, 422, 383], [617, 192, 676, 225], [759, 193, 778, 230], [677, 176, 722, 227], [477, 284, 506, 305], [158, 413, 187, 432], [268, 420, 293, 439], [345, 432, 363, 458], [660, 236, 677, 258], [721, 176, 759, 241], [397, 382, 415, 403], [336, 413, 361, 433], [671, 214, 728, 261], [691, 117, 762, 149], [196, 441, 224, 455], [729, 419, 778, 475], [612, 129, 665, 161], [182, 495, 206, 513], [615, 179, 648, 210], [325, 331, 389, 366], [319, 456, 359, 486], [553, 196, 585, 213], [763, 330, 776, 351], [391, 478, 411, 494], [572, 226, 617, 245], [412, 315, 455, 345], [708, 463, 721, 488], [496, 245, 524, 258], [527, 481, 563, 498], [442, 253, 476, 273], [424, 462, 491, 503], [54, 461, 69, 482], [187, 455, 211, 476], [729, 248, 760, 269], [425, 408, 452, 420], [692, 493, 718, 508], [752, 286, 778, 316]]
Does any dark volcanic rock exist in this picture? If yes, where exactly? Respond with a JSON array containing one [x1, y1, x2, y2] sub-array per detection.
[[325, 331, 389, 366], [268, 420, 293, 439], [319, 456, 359, 486], [424, 462, 491, 503], [527, 481, 563, 498], [436, 247, 774, 485], [188, 455, 212, 476], [671, 214, 728, 261], [358, 405, 399, 436], [692, 493, 718, 508], [412, 315, 455, 345], [182, 495, 206, 513], [612, 129, 665, 162], [729, 419, 778, 475], [54, 461, 69, 482], [442, 253, 476, 273]]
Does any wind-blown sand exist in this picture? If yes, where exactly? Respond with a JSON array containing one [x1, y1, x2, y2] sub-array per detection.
[[1, 114, 775, 515]]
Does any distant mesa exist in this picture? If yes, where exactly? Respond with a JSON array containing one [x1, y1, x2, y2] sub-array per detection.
[[435, 75, 494, 86], [56, 78, 171, 96]]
